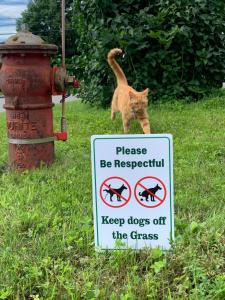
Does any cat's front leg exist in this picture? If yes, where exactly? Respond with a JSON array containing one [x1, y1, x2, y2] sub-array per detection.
[[122, 116, 130, 134], [111, 110, 116, 121], [111, 90, 118, 121], [138, 113, 151, 134]]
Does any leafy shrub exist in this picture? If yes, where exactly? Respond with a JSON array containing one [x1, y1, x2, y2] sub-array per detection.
[[72, 0, 225, 107], [17, 0, 76, 57]]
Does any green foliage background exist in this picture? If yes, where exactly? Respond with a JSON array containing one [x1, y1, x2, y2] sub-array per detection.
[[72, 0, 225, 106], [17, 0, 76, 57], [18, 0, 225, 106]]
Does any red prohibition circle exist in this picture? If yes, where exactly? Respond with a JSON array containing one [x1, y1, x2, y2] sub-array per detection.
[[100, 176, 131, 208], [134, 176, 167, 208]]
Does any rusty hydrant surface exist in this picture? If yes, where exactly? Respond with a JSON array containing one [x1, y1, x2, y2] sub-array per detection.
[[0, 31, 58, 171]]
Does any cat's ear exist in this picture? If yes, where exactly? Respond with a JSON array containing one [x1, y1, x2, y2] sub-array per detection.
[[129, 91, 136, 100], [142, 88, 149, 96]]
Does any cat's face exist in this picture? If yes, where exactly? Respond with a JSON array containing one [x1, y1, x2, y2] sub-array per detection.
[[129, 88, 149, 113]]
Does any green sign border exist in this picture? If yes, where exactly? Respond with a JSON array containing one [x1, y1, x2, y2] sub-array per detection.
[[92, 135, 174, 250]]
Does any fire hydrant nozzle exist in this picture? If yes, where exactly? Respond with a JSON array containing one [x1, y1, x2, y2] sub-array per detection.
[[52, 66, 80, 95]]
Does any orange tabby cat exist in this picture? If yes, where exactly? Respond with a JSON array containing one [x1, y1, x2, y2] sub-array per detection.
[[107, 48, 150, 134]]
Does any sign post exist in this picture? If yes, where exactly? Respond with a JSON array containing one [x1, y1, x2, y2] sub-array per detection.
[[91, 134, 174, 250]]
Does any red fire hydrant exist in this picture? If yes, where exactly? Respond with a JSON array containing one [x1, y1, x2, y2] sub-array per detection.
[[0, 31, 78, 171]]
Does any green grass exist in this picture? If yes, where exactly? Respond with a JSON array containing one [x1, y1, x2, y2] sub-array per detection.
[[0, 91, 225, 299]]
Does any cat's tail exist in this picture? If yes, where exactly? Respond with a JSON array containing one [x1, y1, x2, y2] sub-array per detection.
[[107, 48, 128, 85]]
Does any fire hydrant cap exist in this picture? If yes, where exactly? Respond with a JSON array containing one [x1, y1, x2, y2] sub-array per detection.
[[0, 31, 58, 54], [5, 31, 45, 45]]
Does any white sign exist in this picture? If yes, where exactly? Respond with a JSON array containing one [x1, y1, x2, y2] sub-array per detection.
[[91, 134, 174, 250]]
